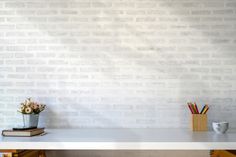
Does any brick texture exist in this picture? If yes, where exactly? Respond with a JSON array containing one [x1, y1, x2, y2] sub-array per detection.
[[0, 0, 236, 129]]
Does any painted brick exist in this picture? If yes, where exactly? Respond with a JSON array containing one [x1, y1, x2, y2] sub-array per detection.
[[7, 74, 25, 79], [16, 67, 35, 72], [48, 17, 68, 22], [6, 32, 26, 37], [7, 89, 25, 94], [49, 3, 68, 8], [70, 3, 91, 8], [0, 82, 13, 87], [16, 24, 37, 29], [15, 82, 34, 87], [203, 2, 224, 7], [92, 2, 111, 8], [5, 59, 25, 65], [28, 17, 47, 22], [37, 10, 57, 15], [0, 39, 15, 44], [16, 10, 35, 15], [5, 2, 25, 8], [0, 53, 14, 58], [136, 3, 157, 8], [0, 24, 15, 29], [213, 9, 234, 15], [15, 53, 34, 58], [26, 2, 48, 8], [113, 2, 134, 8], [226, 2, 236, 8], [191, 10, 211, 15]]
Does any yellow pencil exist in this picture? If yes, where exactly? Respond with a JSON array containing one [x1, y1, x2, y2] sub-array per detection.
[[202, 106, 209, 114]]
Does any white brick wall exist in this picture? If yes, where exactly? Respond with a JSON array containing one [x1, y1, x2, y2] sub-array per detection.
[[0, 0, 236, 129]]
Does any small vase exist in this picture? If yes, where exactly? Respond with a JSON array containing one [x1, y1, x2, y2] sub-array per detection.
[[22, 114, 39, 128]]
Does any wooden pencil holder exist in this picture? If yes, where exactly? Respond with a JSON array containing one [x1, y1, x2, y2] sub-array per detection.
[[191, 114, 208, 131]]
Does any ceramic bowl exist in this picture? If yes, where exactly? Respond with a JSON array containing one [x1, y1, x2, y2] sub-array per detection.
[[212, 122, 229, 134]]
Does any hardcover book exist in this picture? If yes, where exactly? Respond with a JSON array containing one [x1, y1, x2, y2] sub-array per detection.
[[2, 128, 44, 137]]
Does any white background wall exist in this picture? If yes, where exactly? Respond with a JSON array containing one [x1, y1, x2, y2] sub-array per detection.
[[0, 0, 236, 130]]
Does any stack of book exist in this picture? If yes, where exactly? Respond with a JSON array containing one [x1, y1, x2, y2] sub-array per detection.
[[2, 128, 45, 137]]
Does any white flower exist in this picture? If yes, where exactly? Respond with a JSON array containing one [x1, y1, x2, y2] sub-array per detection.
[[20, 106, 25, 112], [25, 99, 30, 106], [25, 107, 32, 114]]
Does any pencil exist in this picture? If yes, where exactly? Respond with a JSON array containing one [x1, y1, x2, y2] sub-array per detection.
[[202, 106, 209, 114], [188, 103, 195, 114], [200, 105, 207, 114], [188, 104, 194, 114], [191, 103, 197, 114], [194, 102, 199, 114]]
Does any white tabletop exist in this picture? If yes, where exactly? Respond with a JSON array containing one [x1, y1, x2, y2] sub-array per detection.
[[1, 129, 236, 150]]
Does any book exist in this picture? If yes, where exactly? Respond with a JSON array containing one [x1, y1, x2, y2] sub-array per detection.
[[2, 128, 44, 137], [0, 150, 46, 157]]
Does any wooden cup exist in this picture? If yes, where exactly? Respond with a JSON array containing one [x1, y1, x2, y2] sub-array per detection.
[[191, 114, 208, 131]]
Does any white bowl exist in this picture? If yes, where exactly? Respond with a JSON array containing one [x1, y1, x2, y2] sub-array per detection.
[[212, 122, 229, 134]]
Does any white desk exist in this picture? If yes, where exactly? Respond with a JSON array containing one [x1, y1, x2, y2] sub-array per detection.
[[0, 129, 236, 150]]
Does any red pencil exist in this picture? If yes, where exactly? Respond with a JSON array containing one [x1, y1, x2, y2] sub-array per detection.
[[190, 103, 197, 114], [194, 102, 199, 114], [187, 103, 194, 114]]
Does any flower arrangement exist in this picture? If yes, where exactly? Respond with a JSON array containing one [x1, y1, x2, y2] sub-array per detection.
[[18, 98, 46, 114]]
